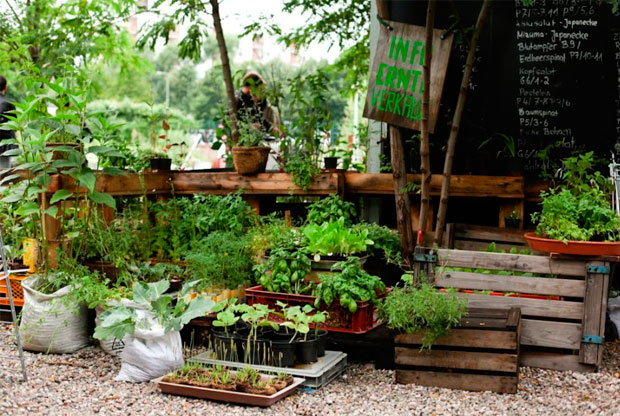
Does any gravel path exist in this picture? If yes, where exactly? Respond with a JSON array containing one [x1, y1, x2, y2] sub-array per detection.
[[1, 323, 619, 415]]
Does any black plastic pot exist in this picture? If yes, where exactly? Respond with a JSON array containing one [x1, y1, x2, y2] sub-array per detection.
[[212, 332, 239, 362], [296, 336, 319, 364], [315, 330, 329, 357], [324, 157, 338, 169], [270, 340, 296, 367], [150, 157, 172, 171], [269, 328, 295, 342], [211, 321, 248, 337], [240, 338, 271, 365]]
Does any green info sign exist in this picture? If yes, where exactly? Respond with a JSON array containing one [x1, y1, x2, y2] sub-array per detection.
[[363, 20, 453, 133]]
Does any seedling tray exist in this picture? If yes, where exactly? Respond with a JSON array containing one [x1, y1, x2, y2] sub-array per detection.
[[190, 350, 347, 389], [154, 374, 305, 407]]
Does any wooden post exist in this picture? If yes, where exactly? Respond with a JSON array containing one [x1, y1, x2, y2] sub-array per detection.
[[580, 261, 610, 366], [418, 0, 436, 234], [376, 0, 415, 260], [244, 195, 260, 215], [434, 0, 493, 245]]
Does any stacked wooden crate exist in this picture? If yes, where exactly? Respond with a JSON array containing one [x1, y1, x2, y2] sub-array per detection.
[[395, 307, 521, 394]]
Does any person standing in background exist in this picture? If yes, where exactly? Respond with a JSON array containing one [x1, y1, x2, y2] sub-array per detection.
[[0, 75, 16, 169]]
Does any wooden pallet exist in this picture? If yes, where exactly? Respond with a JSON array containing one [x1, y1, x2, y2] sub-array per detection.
[[433, 248, 609, 372], [395, 307, 521, 394]]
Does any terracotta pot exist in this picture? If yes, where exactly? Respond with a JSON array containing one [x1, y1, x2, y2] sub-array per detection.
[[232, 146, 270, 175], [524, 232, 620, 256]]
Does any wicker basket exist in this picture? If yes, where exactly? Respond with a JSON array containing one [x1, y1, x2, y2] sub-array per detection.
[[232, 146, 270, 175]]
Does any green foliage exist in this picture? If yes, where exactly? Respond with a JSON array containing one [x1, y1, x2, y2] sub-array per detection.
[[302, 217, 373, 257], [354, 223, 403, 265], [306, 195, 357, 226], [185, 232, 254, 290], [532, 153, 620, 242], [237, 118, 266, 147], [254, 248, 312, 294], [94, 279, 216, 341], [313, 258, 386, 313], [379, 277, 467, 349]]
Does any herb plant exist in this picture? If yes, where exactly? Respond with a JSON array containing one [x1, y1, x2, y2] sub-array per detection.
[[306, 194, 357, 226], [312, 258, 386, 313], [532, 152, 620, 242], [302, 217, 373, 258], [254, 247, 312, 294], [379, 275, 467, 349], [354, 223, 402, 265]]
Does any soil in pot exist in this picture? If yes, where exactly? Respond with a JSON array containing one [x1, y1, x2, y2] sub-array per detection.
[[270, 340, 296, 367], [295, 336, 319, 364], [150, 157, 172, 171], [232, 146, 270, 175], [324, 157, 338, 169], [270, 375, 294, 391]]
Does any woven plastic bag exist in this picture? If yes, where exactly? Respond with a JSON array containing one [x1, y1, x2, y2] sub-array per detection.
[[19, 275, 89, 354], [95, 305, 125, 357], [114, 304, 184, 382]]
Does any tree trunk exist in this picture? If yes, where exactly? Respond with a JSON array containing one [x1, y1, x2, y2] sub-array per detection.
[[376, 0, 415, 260], [434, 0, 493, 245], [418, 0, 436, 235], [390, 126, 416, 260], [209, 0, 239, 144]]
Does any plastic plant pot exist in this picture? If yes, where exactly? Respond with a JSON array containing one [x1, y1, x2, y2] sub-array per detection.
[[296, 336, 319, 364], [270, 340, 296, 367]]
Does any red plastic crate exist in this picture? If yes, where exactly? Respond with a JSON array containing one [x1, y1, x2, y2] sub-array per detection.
[[245, 285, 391, 334]]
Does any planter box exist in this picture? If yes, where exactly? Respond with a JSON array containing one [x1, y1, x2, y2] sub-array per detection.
[[395, 307, 521, 394], [524, 232, 620, 256], [246, 285, 390, 334], [154, 374, 304, 407]]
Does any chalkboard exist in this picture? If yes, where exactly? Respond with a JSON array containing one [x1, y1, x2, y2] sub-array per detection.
[[385, 0, 620, 177]]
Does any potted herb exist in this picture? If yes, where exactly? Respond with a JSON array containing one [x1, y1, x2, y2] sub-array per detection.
[[236, 303, 278, 365], [254, 247, 312, 295], [379, 274, 467, 349], [306, 194, 357, 226], [146, 150, 172, 171], [232, 119, 270, 175], [279, 304, 319, 364], [527, 152, 620, 255], [505, 210, 521, 229]]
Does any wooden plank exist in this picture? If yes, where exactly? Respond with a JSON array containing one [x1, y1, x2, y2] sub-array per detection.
[[395, 329, 517, 350], [344, 173, 524, 198], [520, 351, 595, 373], [458, 317, 510, 329], [437, 249, 586, 277], [455, 293, 583, 320], [454, 224, 529, 244], [520, 319, 582, 349], [506, 307, 521, 329], [435, 270, 585, 297], [395, 348, 518, 372], [580, 261, 607, 365], [395, 370, 517, 394], [598, 272, 610, 366]]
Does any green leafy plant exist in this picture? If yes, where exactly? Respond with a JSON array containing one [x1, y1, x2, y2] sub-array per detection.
[[379, 275, 467, 349], [532, 152, 620, 242], [302, 217, 373, 258], [306, 194, 357, 226], [278, 302, 314, 342], [237, 117, 266, 147], [353, 223, 402, 265], [93, 279, 215, 341], [312, 258, 386, 313], [254, 247, 312, 294], [185, 231, 254, 290]]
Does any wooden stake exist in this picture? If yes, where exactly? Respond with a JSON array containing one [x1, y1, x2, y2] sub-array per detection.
[[418, 0, 436, 235], [391, 126, 416, 260], [434, 0, 493, 245]]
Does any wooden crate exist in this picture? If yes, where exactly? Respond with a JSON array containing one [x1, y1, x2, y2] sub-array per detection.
[[433, 248, 610, 372], [444, 223, 532, 252], [395, 307, 521, 394]]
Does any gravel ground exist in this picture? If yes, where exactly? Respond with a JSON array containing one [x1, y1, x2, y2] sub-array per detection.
[[1, 323, 619, 416]]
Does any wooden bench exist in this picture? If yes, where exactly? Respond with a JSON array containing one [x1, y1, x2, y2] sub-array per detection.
[[432, 248, 609, 372], [395, 307, 521, 394]]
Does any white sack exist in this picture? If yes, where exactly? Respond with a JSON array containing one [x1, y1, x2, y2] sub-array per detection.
[[19, 275, 89, 354], [114, 304, 184, 382], [95, 305, 125, 357]]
